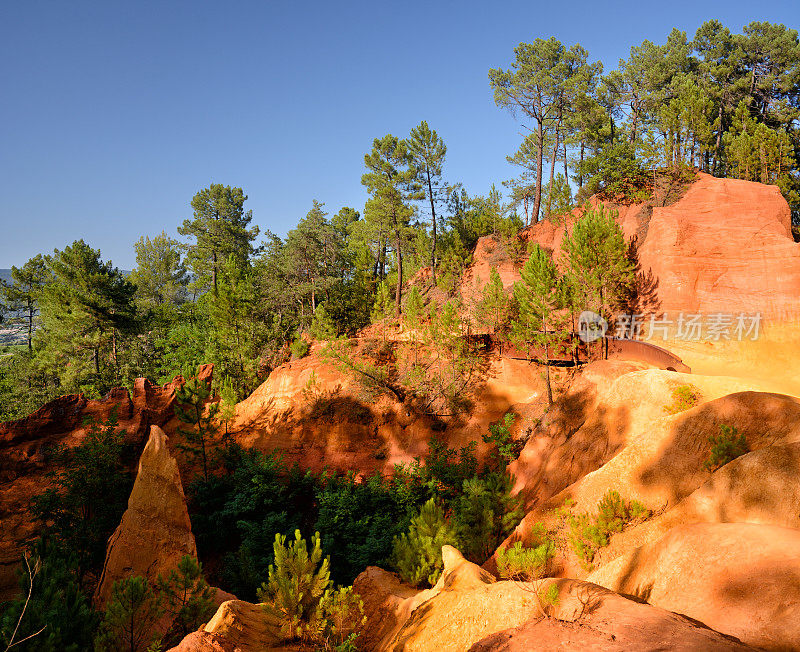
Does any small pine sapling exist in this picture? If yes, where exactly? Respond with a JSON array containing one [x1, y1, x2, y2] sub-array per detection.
[[174, 377, 220, 482], [704, 424, 748, 471]]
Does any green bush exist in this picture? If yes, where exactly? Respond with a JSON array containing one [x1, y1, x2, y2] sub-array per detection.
[[0, 539, 98, 652], [290, 337, 310, 359], [482, 412, 518, 467], [558, 490, 650, 568], [664, 384, 701, 414], [315, 472, 423, 585], [452, 471, 524, 564], [391, 499, 459, 587], [704, 425, 748, 471], [257, 530, 365, 649], [155, 555, 215, 647], [496, 524, 556, 582]]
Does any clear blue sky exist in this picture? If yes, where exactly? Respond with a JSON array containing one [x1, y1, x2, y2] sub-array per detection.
[[2, 0, 798, 269]]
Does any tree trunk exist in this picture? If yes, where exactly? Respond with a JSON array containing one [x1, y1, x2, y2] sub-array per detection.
[[579, 142, 585, 190], [426, 168, 437, 284], [544, 337, 553, 405], [212, 250, 218, 297], [394, 211, 403, 315], [532, 119, 545, 223], [545, 130, 559, 218]]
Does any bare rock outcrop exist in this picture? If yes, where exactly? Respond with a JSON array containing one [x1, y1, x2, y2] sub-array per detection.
[[587, 522, 800, 650], [94, 425, 197, 607], [353, 546, 751, 651]]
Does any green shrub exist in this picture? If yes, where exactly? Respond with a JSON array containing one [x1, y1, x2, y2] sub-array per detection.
[[290, 337, 310, 359], [155, 555, 215, 647], [391, 499, 459, 587], [664, 384, 701, 414], [704, 425, 748, 471], [0, 539, 98, 652], [496, 525, 556, 582], [482, 412, 518, 466], [452, 471, 524, 564], [558, 491, 650, 568], [316, 586, 366, 650]]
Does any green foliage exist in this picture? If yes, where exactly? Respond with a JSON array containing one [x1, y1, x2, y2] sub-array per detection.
[[452, 471, 524, 564], [0, 539, 98, 652], [310, 304, 337, 341], [31, 411, 132, 584], [481, 412, 518, 467], [178, 183, 259, 295], [94, 576, 164, 652], [290, 336, 310, 359], [391, 499, 459, 588], [316, 586, 366, 651], [704, 424, 748, 471], [664, 384, 702, 414], [258, 530, 331, 642], [174, 377, 220, 482], [155, 555, 215, 647], [315, 472, 423, 585], [35, 239, 138, 395], [472, 267, 511, 338], [496, 526, 556, 582], [402, 285, 425, 331], [129, 231, 188, 309], [512, 244, 568, 403], [558, 491, 650, 568]]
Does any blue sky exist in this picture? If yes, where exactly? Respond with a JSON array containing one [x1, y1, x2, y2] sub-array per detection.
[[1, 0, 798, 269]]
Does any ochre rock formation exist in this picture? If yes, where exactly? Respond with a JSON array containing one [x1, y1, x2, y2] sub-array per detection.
[[228, 348, 549, 475], [352, 546, 751, 651], [0, 365, 212, 601], [587, 522, 800, 650], [94, 425, 198, 607], [460, 173, 800, 322], [599, 440, 800, 561], [167, 599, 285, 652], [468, 580, 754, 651]]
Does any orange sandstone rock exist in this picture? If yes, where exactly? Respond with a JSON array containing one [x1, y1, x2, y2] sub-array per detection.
[[94, 425, 197, 607]]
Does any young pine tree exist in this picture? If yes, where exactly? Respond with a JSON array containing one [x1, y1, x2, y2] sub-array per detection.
[[156, 555, 215, 646], [257, 530, 331, 642], [371, 281, 392, 343], [511, 245, 567, 404], [391, 498, 459, 588], [473, 267, 511, 343], [174, 377, 220, 482], [94, 576, 164, 652]]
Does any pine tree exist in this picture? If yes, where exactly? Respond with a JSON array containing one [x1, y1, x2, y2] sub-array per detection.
[[408, 121, 447, 284], [362, 135, 423, 314], [561, 205, 633, 359], [511, 245, 567, 404], [129, 232, 189, 309], [473, 267, 511, 342], [309, 303, 336, 341], [1, 254, 47, 350], [402, 285, 425, 332], [94, 576, 163, 652], [257, 530, 331, 643], [178, 184, 259, 296], [35, 240, 138, 394], [155, 555, 215, 647], [371, 281, 392, 343], [391, 498, 459, 587], [0, 539, 97, 652], [452, 472, 524, 564], [174, 377, 219, 482]]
